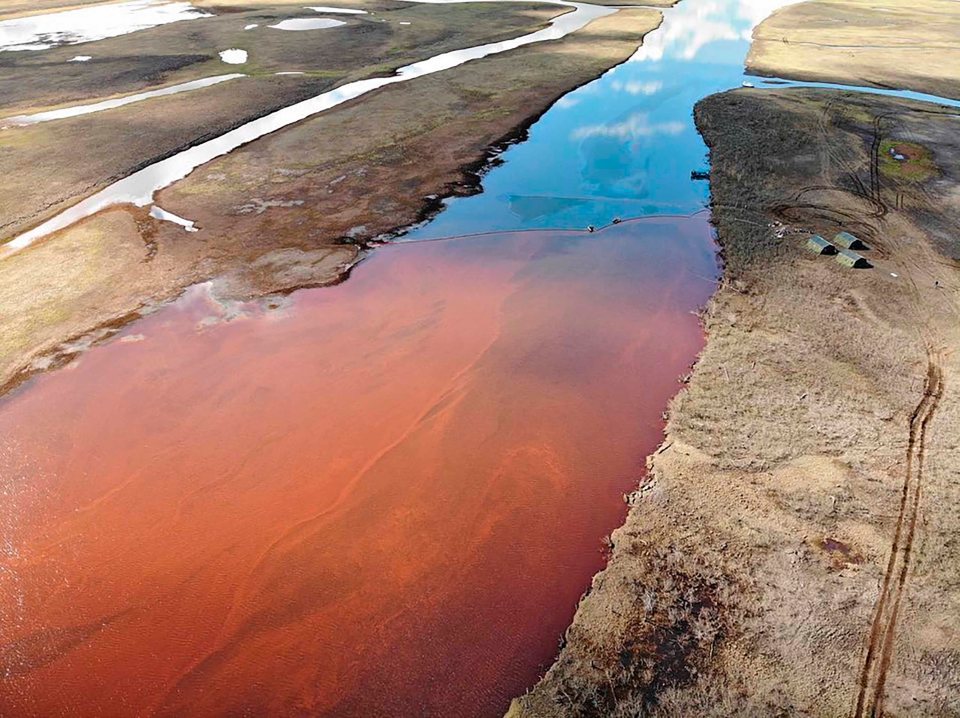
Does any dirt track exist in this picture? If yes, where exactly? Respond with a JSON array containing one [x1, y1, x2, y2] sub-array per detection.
[[855, 354, 943, 718]]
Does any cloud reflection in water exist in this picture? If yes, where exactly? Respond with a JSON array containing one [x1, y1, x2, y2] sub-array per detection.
[[403, 0, 803, 238]]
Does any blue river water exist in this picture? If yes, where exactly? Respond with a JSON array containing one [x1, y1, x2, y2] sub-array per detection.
[[403, 0, 960, 240]]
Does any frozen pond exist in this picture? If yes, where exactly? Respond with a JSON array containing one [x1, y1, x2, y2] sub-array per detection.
[[0, 0, 210, 52], [269, 18, 346, 31]]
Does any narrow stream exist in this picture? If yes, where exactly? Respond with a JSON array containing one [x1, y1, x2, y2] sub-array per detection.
[[5, 0, 613, 252], [2, 1, 957, 717], [0, 74, 245, 128]]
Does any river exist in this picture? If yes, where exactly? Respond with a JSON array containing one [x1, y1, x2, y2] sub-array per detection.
[[0, 0, 934, 716]]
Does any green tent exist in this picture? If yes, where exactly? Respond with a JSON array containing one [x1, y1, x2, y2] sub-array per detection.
[[805, 235, 837, 255], [834, 231, 870, 251], [835, 248, 872, 269]]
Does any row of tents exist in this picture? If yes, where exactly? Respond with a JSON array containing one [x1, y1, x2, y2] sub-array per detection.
[[805, 231, 872, 268]]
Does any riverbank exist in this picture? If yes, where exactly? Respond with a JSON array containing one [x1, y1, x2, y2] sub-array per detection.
[[0, 5, 662, 396], [747, 0, 960, 101], [512, 84, 960, 717], [510, 51, 960, 718]]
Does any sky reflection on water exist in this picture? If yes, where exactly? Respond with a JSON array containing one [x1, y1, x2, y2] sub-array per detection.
[[404, 0, 801, 238]]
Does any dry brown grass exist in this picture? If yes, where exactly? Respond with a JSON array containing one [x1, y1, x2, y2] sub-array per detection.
[[747, 0, 960, 100]]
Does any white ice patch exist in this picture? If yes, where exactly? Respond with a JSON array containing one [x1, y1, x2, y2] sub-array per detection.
[[67, 55, 92, 62], [269, 18, 346, 31], [244, 23, 259, 30], [0, 1, 210, 53], [149, 205, 199, 232], [219, 48, 248, 64], [1, 74, 244, 127], [307, 6, 368, 14]]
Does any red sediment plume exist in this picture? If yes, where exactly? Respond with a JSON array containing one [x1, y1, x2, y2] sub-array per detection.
[[0, 215, 716, 716]]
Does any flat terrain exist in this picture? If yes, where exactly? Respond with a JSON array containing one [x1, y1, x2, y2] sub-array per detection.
[[748, 0, 960, 100], [511, 84, 960, 718], [0, 4, 663, 394], [0, 0, 677, 20], [0, 1, 561, 238]]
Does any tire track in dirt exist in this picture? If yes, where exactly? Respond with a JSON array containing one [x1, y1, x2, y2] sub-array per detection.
[[868, 114, 883, 211], [742, 96, 950, 716], [855, 101, 956, 717], [853, 352, 944, 718]]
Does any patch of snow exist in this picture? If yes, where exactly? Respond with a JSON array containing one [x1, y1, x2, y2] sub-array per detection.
[[269, 18, 345, 31], [0, 0, 210, 53], [67, 55, 92, 62], [307, 6, 367, 14], [219, 48, 248, 64], [244, 23, 259, 30], [149, 205, 199, 232]]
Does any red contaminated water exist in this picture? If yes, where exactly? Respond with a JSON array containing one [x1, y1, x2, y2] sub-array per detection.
[[0, 215, 716, 717]]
